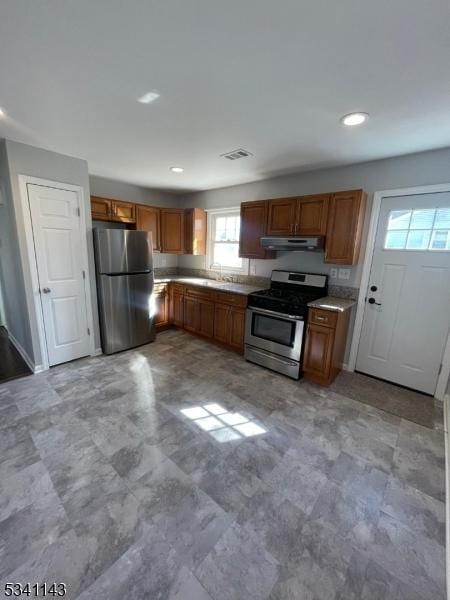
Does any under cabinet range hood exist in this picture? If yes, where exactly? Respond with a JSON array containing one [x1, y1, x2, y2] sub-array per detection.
[[260, 236, 325, 251]]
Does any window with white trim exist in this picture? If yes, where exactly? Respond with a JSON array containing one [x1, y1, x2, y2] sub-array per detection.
[[207, 209, 248, 272], [384, 208, 450, 250]]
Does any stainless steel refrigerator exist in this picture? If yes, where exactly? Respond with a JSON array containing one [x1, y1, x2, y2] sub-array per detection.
[[94, 229, 156, 354]]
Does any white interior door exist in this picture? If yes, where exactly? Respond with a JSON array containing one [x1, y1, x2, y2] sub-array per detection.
[[28, 183, 90, 366], [356, 192, 450, 394]]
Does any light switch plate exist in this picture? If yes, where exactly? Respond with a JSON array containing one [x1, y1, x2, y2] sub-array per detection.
[[250, 263, 257, 275], [338, 268, 350, 280], [329, 268, 337, 279]]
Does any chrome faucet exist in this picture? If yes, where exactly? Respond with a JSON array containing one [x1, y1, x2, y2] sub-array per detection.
[[211, 262, 223, 281]]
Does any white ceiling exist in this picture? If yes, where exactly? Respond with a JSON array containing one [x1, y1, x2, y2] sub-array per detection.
[[1, 0, 449, 192]]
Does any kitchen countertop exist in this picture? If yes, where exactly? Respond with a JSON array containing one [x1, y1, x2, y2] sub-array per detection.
[[154, 276, 262, 296], [307, 296, 356, 312]]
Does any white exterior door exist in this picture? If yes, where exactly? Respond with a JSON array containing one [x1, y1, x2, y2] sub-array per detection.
[[28, 183, 90, 366], [356, 192, 450, 394]]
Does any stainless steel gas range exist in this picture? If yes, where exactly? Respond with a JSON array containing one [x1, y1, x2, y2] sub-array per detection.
[[245, 270, 328, 379]]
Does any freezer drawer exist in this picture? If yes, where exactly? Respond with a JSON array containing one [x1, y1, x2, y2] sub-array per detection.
[[97, 273, 155, 354]]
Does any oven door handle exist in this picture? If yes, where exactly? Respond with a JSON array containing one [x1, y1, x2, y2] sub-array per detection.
[[247, 306, 304, 321]]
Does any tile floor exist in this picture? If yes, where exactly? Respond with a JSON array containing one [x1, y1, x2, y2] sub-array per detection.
[[0, 329, 446, 599]]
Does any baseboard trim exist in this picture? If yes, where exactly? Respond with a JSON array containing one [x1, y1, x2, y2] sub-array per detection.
[[444, 394, 449, 600], [7, 331, 36, 373]]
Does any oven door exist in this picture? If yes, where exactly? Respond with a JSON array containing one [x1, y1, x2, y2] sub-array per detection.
[[245, 307, 304, 360]]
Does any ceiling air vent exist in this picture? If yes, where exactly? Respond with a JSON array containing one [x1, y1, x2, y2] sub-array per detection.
[[221, 148, 253, 161]]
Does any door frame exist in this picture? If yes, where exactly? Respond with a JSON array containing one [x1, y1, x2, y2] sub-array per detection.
[[18, 175, 96, 371], [348, 182, 450, 400]]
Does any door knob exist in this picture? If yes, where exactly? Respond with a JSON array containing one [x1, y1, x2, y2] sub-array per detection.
[[368, 297, 381, 305], [42, 287, 51, 294]]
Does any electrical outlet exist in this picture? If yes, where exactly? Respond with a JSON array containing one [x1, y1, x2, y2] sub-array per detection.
[[338, 268, 350, 280], [329, 268, 337, 279], [250, 263, 257, 276]]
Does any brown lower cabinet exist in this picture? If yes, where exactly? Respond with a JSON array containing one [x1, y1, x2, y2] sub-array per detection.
[[166, 282, 246, 352], [303, 307, 351, 385], [214, 303, 245, 352], [153, 283, 170, 330]]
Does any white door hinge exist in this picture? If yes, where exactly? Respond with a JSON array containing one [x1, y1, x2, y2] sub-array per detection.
[[82, 270, 86, 279], [438, 363, 442, 375], [87, 327, 90, 336], [76, 207, 81, 217]]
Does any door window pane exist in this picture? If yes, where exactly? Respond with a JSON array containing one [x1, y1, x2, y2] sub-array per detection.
[[430, 230, 450, 250], [406, 230, 431, 249], [387, 211, 411, 230], [434, 208, 450, 229], [385, 230, 407, 249], [410, 209, 435, 229], [384, 207, 450, 251]]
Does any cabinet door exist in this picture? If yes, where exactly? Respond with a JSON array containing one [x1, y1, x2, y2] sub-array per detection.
[[161, 209, 184, 254], [325, 190, 366, 264], [214, 303, 231, 344], [91, 197, 112, 221], [229, 308, 245, 352], [303, 323, 334, 380], [266, 198, 297, 236], [183, 297, 198, 332], [184, 208, 207, 255], [172, 292, 184, 327], [239, 201, 272, 259], [136, 205, 161, 252], [112, 200, 135, 223], [296, 194, 329, 235], [154, 289, 169, 329], [198, 300, 214, 338]]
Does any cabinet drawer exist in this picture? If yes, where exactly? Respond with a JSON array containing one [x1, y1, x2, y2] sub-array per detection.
[[213, 291, 247, 308], [185, 285, 214, 301], [171, 283, 185, 295], [308, 308, 337, 328]]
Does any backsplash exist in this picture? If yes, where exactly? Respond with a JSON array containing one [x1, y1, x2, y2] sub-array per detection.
[[172, 267, 359, 299]]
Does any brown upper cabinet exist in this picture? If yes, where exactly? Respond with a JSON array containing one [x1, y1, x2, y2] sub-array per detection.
[[136, 205, 161, 252], [90, 196, 135, 224], [266, 194, 329, 236], [91, 196, 112, 221], [184, 208, 207, 255], [296, 194, 329, 235], [324, 189, 366, 265], [239, 201, 274, 259], [112, 200, 135, 223], [161, 208, 185, 254], [266, 197, 296, 235]]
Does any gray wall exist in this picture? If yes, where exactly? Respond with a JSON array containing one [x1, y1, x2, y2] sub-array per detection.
[[180, 146, 450, 288], [89, 175, 180, 269], [4, 139, 101, 366], [0, 140, 34, 357]]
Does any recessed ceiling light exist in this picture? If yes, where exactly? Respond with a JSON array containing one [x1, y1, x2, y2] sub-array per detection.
[[341, 112, 369, 126], [170, 166, 184, 173], [137, 90, 160, 104], [0, 107, 5, 118]]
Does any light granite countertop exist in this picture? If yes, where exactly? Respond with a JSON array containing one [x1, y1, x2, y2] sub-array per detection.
[[307, 296, 356, 312], [154, 276, 262, 296]]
